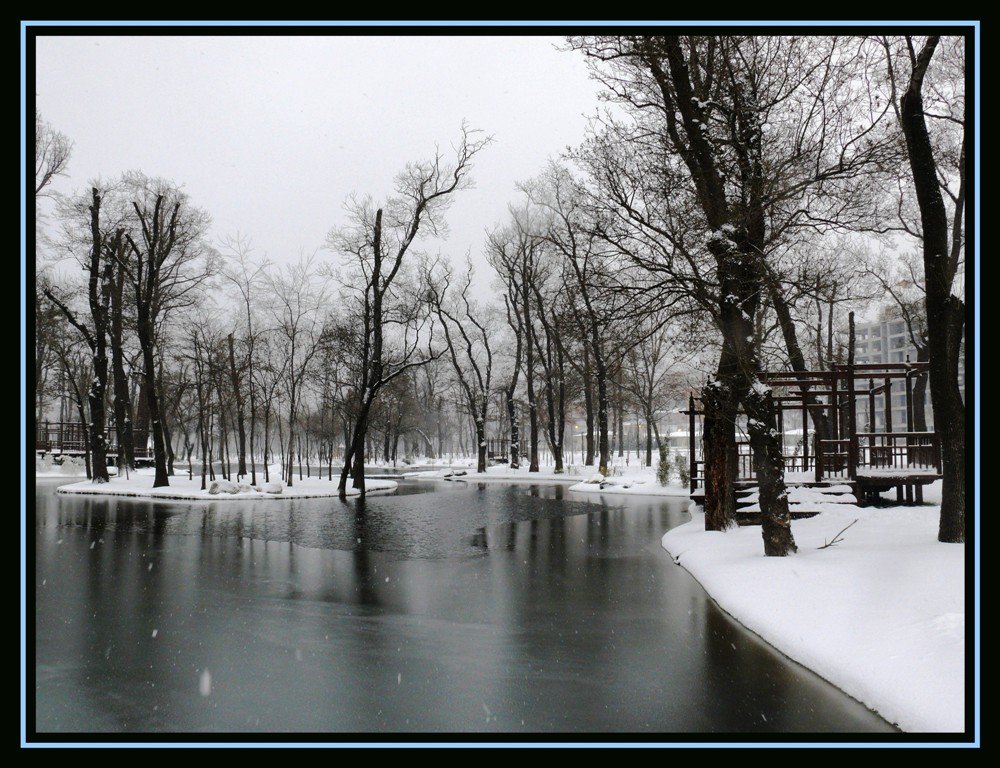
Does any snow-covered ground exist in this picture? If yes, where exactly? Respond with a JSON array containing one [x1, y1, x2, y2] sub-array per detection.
[[35, 455, 115, 478], [568, 472, 690, 497], [403, 463, 584, 483], [662, 483, 964, 733], [56, 473, 397, 501], [403, 460, 693, 497]]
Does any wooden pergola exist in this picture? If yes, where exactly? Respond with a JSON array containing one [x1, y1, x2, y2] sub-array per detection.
[[683, 360, 941, 505]]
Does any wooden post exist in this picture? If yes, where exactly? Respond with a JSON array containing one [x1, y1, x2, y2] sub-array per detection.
[[867, 379, 876, 432], [777, 404, 785, 465], [884, 378, 893, 433], [816, 435, 824, 482], [830, 374, 839, 441], [688, 392, 696, 494], [867, 378, 876, 464], [802, 393, 809, 472], [905, 366, 914, 433], [905, 365, 915, 469], [847, 313, 857, 480]]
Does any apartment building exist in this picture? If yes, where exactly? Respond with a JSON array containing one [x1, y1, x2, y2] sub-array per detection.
[[852, 314, 965, 431]]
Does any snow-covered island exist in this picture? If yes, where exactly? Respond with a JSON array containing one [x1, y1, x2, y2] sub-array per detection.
[[55, 473, 397, 501]]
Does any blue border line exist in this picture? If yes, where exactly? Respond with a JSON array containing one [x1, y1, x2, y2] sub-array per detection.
[[22, 19, 980, 749], [972, 18, 981, 752], [20, 18, 28, 751]]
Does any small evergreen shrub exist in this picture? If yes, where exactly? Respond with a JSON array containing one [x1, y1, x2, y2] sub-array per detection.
[[675, 453, 690, 487], [656, 444, 671, 486]]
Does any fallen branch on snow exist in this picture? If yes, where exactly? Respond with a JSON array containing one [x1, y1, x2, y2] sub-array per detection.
[[817, 519, 858, 549]]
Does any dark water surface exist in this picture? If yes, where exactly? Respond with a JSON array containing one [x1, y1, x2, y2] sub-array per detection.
[[34, 478, 893, 734]]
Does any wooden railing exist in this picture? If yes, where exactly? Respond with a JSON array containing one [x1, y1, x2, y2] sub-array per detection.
[[692, 445, 816, 489], [816, 438, 851, 481], [688, 430, 940, 490], [736, 442, 754, 482], [35, 422, 88, 453], [691, 459, 705, 491], [855, 431, 941, 475], [782, 453, 815, 473], [35, 422, 153, 458]]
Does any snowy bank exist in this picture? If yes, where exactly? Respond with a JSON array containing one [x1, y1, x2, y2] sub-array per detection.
[[404, 463, 694, 497], [404, 464, 583, 484], [568, 473, 689, 498], [56, 474, 397, 501], [662, 496, 964, 733]]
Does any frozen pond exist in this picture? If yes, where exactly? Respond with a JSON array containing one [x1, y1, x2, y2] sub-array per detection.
[[33, 478, 894, 734]]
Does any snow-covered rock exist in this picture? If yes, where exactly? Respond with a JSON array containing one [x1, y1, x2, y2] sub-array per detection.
[[208, 479, 240, 495], [261, 481, 283, 494]]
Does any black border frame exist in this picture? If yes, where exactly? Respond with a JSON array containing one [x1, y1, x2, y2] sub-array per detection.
[[22, 18, 979, 748]]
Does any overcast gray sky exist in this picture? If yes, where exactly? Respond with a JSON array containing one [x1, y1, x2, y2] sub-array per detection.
[[36, 35, 602, 282]]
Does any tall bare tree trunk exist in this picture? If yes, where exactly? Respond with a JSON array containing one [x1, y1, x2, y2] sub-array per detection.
[[702, 377, 737, 531], [109, 263, 134, 472], [899, 36, 965, 543], [582, 346, 595, 466], [227, 333, 248, 478]]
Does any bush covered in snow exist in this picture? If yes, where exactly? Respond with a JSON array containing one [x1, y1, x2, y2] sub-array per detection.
[[656, 445, 671, 486], [674, 454, 689, 487], [36, 454, 91, 476]]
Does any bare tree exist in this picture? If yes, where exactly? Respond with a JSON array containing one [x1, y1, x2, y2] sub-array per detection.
[[221, 234, 270, 484], [266, 255, 329, 488], [107, 232, 136, 471], [252, 330, 288, 484], [426, 258, 495, 473], [893, 35, 966, 543], [328, 125, 490, 496], [181, 316, 218, 490], [34, 273, 63, 423], [620, 313, 693, 467], [35, 110, 72, 197], [527, 261, 572, 473], [112, 175, 213, 487], [486, 219, 533, 470], [34, 113, 73, 425], [43, 188, 113, 482], [523, 165, 615, 475], [570, 35, 897, 553], [52, 338, 94, 479]]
